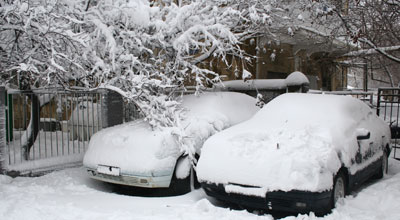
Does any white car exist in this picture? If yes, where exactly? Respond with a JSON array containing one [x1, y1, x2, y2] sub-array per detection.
[[83, 92, 259, 193], [197, 93, 391, 214]]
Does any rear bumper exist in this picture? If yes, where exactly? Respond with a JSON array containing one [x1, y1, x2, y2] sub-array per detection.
[[201, 183, 332, 214], [86, 168, 172, 188]]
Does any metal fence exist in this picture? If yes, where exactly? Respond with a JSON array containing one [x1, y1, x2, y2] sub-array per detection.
[[2, 89, 104, 175], [377, 88, 400, 160], [0, 87, 142, 176], [308, 90, 375, 106], [2, 86, 396, 175]]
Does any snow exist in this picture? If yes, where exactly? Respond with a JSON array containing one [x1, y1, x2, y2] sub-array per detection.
[[122, 0, 151, 27], [0, 167, 268, 220], [242, 69, 252, 80], [216, 71, 309, 91], [196, 93, 391, 193], [83, 92, 259, 177], [285, 71, 309, 86], [0, 156, 400, 220], [343, 45, 400, 57], [217, 79, 287, 91], [69, 101, 100, 141], [175, 156, 191, 179], [84, 119, 179, 176]]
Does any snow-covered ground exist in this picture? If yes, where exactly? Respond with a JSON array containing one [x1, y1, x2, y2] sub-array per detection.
[[1, 156, 400, 220]]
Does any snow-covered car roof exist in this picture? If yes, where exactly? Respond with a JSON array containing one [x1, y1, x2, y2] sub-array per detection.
[[83, 92, 259, 176], [197, 93, 390, 194]]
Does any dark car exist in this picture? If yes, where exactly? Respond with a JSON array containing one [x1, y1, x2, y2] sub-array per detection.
[[196, 93, 391, 215]]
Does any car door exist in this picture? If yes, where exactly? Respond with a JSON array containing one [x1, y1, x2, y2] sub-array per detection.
[[352, 128, 376, 186]]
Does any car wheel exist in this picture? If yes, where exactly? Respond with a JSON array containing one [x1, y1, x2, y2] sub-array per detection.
[[331, 172, 346, 209], [375, 150, 388, 179]]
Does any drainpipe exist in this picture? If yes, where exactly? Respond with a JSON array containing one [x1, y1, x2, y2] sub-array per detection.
[[363, 63, 368, 92]]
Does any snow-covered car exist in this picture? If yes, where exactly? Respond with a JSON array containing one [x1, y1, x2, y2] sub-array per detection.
[[197, 93, 391, 214], [83, 92, 259, 193]]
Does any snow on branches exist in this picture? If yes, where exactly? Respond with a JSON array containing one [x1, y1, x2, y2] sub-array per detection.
[[0, 0, 88, 89], [1, 0, 338, 162], [0, 0, 312, 130], [313, 0, 400, 64], [84, 0, 309, 129]]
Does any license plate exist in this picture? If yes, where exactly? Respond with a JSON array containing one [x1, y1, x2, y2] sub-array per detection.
[[97, 165, 120, 176]]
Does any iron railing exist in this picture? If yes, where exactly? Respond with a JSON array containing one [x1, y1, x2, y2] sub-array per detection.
[[3, 89, 104, 174], [377, 88, 400, 160], [308, 90, 375, 106]]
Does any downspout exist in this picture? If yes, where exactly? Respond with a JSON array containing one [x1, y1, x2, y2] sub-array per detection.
[[363, 62, 368, 92]]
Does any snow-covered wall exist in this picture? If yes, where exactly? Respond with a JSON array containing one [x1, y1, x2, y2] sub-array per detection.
[[0, 87, 6, 173]]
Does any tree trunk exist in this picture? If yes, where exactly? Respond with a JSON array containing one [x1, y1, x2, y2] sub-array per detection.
[[21, 92, 40, 161]]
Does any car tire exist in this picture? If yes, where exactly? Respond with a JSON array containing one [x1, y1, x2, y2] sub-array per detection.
[[331, 171, 346, 209], [375, 150, 388, 179]]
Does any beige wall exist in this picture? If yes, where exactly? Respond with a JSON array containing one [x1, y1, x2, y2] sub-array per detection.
[[188, 37, 347, 91]]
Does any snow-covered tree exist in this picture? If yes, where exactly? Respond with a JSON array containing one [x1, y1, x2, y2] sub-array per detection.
[[0, 0, 89, 89], [1, 0, 332, 160], [1, 0, 331, 126], [82, 0, 316, 128], [0, 0, 90, 159]]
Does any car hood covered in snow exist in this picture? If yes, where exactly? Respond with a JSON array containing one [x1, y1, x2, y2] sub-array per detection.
[[83, 92, 259, 176], [197, 93, 390, 195], [83, 120, 179, 176]]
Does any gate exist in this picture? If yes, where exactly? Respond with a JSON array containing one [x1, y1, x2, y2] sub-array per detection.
[[0, 87, 138, 176], [377, 88, 400, 160]]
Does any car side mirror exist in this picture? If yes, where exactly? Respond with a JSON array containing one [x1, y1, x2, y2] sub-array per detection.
[[356, 128, 370, 140]]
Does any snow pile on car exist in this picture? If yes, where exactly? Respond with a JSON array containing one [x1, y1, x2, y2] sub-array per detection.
[[83, 92, 259, 176], [83, 120, 179, 176], [197, 93, 390, 194], [179, 92, 260, 155]]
